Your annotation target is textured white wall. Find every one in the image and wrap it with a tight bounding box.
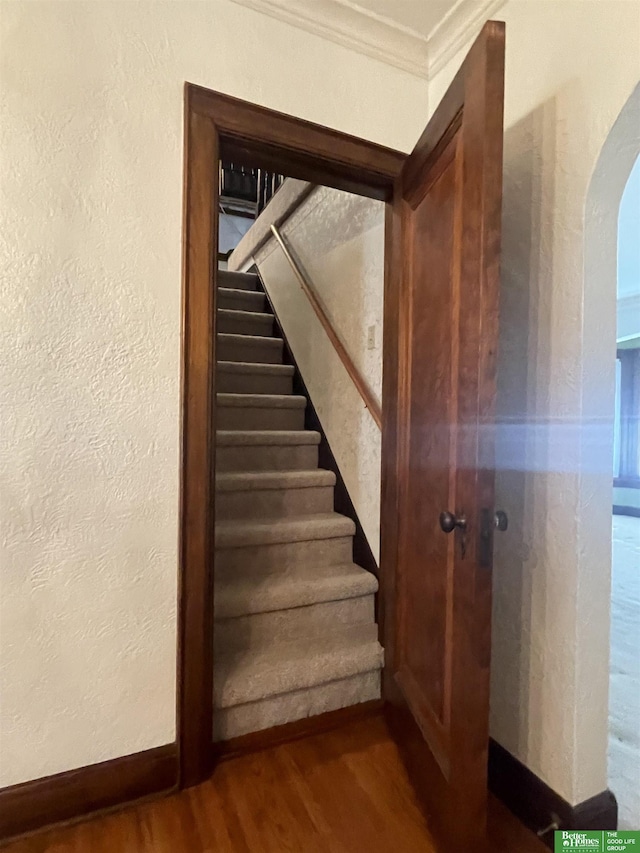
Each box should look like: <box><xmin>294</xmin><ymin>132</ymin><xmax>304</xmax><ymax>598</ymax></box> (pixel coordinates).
<box><xmin>429</xmin><ymin>1</ymin><xmax>640</xmax><ymax>806</ymax></box>
<box><xmin>255</xmin><ymin>187</ymin><xmax>384</xmax><ymax>560</ymax></box>
<box><xmin>4</xmin><ymin>0</ymin><xmax>637</xmax><ymax>809</ymax></box>
<box><xmin>0</xmin><ymin>0</ymin><xmax>427</xmax><ymax>788</ymax></box>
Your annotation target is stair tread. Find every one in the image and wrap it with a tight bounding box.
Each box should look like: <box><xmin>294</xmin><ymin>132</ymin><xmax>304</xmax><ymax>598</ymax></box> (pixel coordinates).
<box><xmin>216</xmin><ymin>469</ymin><xmax>335</xmax><ymax>491</ymax></box>
<box><xmin>218</xmin><ymin>307</ymin><xmax>273</xmax><ymax>322</ymax></box>
<box><xmin>217</xmin><ymin>393</ymin><xmax>306</xmax><ymax>409</ymax></box>
<box><xmin>217</xmin><ymin>361</ymin><xmax>295</xmax><ymax>376</ymax></box>
<box><xmin>214</xmin><ymin>624</ymin><xmax>383</xmax><ymax>708</ymax></box>
<box><xmin>218</xmin><ymin>332</ymin><xmax>282</xmax><ymax>347</ymax></box>
<box><xmin>215</xmin><ymin>512</ymin><xmax>356</xmax><ymax>548</ymax></box>
<box><xmin>218</xmin><ymin>287</ymin><xmax>265</xmax><ymax>301</ymax></box>
<box><xmin>218</xmin><ymin>270</ymin><xmax>258</xmax><ymax>291</ymax></box>
<box><xmin>216</xmin><ymin>430</ymin><xmax>320</xmax><ymax>446</ymax></box>
<box><xmin>215</xmin><ymin>562</ymin><xmax>378</xmax><ymax>619</ymax></box>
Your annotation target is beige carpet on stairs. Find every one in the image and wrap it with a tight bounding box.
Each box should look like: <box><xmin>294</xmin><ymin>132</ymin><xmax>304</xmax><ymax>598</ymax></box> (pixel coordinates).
<box><xmin>213</xmin><ymin>269</ymin><xmax>383</xmax><ymax>742</ymax></box>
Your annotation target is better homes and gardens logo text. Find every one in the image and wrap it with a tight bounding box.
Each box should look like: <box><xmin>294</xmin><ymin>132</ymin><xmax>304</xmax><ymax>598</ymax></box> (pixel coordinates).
<box><xmin>555</xmin><ymin>831</ymin><xmax>639</xmax><ymax>852</ymax></box>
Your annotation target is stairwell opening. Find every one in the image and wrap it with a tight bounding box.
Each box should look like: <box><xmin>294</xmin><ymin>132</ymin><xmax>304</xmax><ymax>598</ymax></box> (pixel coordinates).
<box><xmin>212</xmin><ymin>171</ymin><xmax>385</xmax><ymax>745</ymax></box>
<box><xmin>177</xmin><ymin>84</ymin><xmax>402</xmax><ymax>787</ymax></box>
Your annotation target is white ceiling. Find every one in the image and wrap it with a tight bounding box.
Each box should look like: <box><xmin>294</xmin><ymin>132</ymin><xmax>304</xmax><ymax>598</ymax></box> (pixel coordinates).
<box><xmin>349</xmin><ymin>0</ymin><xmax>459</xmax><ymax>39</ymax></box>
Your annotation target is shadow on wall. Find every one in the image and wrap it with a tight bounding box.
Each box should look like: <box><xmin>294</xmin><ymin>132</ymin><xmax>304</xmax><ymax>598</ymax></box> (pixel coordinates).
<box><xmin>491</xmin><ymin>97</ymin><xmax>557</xmax><ymax>766</ymax></box>
<box><xmin>285</xmin><ymin>192</ymin><xmax>383</xmax><ymax>532</ymax></box>
<box><xmin>492</xmin><ymin>82</ymin><xmax>640</xmax><ymax>802</ymax></box>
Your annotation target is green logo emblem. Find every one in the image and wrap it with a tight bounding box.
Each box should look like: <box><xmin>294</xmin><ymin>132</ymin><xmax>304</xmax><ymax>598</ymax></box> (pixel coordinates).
<box><xmin>555</xmin><ymin>831</ymin><xmax>640</xmax><ymax>852</ymax></box>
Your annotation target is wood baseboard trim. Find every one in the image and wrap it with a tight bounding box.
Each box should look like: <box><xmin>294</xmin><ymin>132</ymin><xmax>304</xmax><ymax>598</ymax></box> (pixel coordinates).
<box><xmin>0</xmin><ymin>743</ymin><xmax>178</xmax><ymax>844</ymax></box>
<box><xmin>488</xmin><ymin>738</ymin><xmax>618</xmax><ymax>849</ymax></box>
<box><xmin>215</xmin><ymin>699</ymin><xmax>384</xmax><ymax>761</ymax></box>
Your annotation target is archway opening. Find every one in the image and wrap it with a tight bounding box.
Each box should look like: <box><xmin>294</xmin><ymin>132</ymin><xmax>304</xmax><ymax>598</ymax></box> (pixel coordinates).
<box><xmin>610</xmin><ymin>152</ymin><xmax>640</xmax><ymax>830</ymax></box>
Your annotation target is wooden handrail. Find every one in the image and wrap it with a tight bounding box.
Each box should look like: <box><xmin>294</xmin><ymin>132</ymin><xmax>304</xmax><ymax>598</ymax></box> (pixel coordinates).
<box><xmin>269</xmin><ymin>224</ymin><xmax>382</xmax><ymax>430</ymax></box>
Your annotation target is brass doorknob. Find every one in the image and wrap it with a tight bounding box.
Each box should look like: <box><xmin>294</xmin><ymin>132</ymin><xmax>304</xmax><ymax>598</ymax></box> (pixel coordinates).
<box><xmin>439</xmin><ymin>511</ymin><xmax>467</xmax><ymax>533</ymax></box>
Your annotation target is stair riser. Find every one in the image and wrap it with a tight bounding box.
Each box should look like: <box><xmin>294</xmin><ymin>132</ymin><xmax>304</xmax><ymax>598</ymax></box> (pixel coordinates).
<box><xmin>213</xmin><ymin>672</ymin><xmax>380</xmax><ymax>741</ymax></box>
<box><xmin>215</xmin><ymin>444</ymin><xmax>319</xmax><ymax>472</ymax></box>
<box><xmin>217</xmin><ymin>406</ymin><xmax>305</xmax><ymax>431</ymax></box>
<box><xmin>217</xmin><ymin>627</ymin><xmax>381</xmax><ymax>707</ymax></box>
<box><xmin>218</xmin><ymin>313</ymin><xmax>274</xmax><ymax>337</ymax></box>
<box><xmin>216</xmin><ymin>485</ymin><xmax>334</xmax><ymax>519</ymax></box>
<box><xmin>215</xmin><ymin>595</ymin><xmax>375</xmax><ymax>650</ymax></box>
<box><xmin>218</xmin><ymin>271</ymin><xmax>258</xmax><ymax>292</ymax></box>
<box><xmin>217</xmin><ymin>338</ymin><xmax>283</xmax><ymax>365</ymax></box>
<box><xmin>217</xmin><ymin>371</ymin><xmax>293</xmax><ymax>395</ymax></box>
<box><xmin>217</xmin><ymin>291</ymin><xmax>266</xmax><ymax>312</ymax></box>
<box><xmin>216</xmin><ymin>537</ymin><xmax>353</xmax><ymax>573</ymax></box>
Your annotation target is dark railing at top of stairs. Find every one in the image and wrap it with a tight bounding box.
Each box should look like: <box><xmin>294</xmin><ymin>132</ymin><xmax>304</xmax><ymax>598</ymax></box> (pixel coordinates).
<box><xmin>219</xmin><ymin>162</ymin><xmax>284</xmax><ymax>218</ymax></box>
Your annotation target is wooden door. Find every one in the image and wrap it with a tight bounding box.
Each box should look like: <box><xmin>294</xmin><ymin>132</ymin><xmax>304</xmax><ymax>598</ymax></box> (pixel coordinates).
<box><xmin>381</xmin><ymin>21</ymin><xmax>505</xmax><ymax>852</ymax></box>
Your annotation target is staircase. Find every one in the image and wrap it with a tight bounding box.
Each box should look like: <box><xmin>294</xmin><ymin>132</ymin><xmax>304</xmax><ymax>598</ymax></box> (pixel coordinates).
<box><xmin>213</xmin><ymin>269</ymin><xmax>384</xmax><ymax>742</ymax></box>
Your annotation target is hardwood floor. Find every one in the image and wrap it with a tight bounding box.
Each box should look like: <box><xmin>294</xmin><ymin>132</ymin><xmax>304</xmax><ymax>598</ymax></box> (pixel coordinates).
<box><xmin>2</xmin><ymin>716</ymin><xmax>547</xmax><ymax>853</ymax></box>
<box><xmin>609</xmin><ymin>515</ymin><xmax>640</xmax><ymax>829</ymax></box>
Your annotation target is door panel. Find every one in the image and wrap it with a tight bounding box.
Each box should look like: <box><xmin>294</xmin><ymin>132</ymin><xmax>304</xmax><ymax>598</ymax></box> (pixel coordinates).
<box><xmin>396</xmin><ymin>134</ymin><xmax>462</xmax><ymax>770</ymax></box>
<box><xmin>381</xmin><ymin>21</ymin><xmax>505</xmax><ymax>852</ymax></box>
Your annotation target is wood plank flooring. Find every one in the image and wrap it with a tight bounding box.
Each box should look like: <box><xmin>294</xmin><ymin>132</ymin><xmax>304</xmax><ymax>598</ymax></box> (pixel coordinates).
<box><xmin>2</xmin><ymin>715</ymin><xmax>547</xmax><ymax>853</ymax></box>
<box><xmin>609</xmin><ymin>515</ymin><xmax>640</xmax><ymax>829</ymax></box>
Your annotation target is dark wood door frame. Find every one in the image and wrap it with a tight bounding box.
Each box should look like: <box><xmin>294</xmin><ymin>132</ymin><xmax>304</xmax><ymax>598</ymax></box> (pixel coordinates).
<box><xmin>178</xmin><ymin>82</ymin><xmax>407</xmax><ymax>787</ymax></box>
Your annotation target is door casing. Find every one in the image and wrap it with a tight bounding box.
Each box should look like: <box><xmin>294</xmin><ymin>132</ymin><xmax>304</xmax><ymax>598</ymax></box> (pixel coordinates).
<box><xmin>178</xmin><ymin>84</ymin><xmax>407</xmax><ymax>787</ymax></box>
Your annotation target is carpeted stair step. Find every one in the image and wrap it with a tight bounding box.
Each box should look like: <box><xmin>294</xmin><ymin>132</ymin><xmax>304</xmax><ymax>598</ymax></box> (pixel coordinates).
<box><xmin>217</xmin><ymin>332</ymin><xmax>283</xmax><ymax>365</ymax></box>
<box><xmin>217</xmin><ymin>361</ymin><xmax>294</xmax><ymax>395</ymax></box>
<box><xmin>213</xmin><ymin>623</ymin><xmax>383</xmax><ymax>710</ymax></box>
<box><xmin>215</xmin><ymin>562</ymin><xmax>378</xmax><ymax>618</ymax></box>
<box><xmin>218</xmin><ymin>270</ymin><xmax>259</xmax><ymax>292</ymax></box>
<box><xmin>212</xmin><ymin>264</ymin><xmax>383</xmax><ymax>744</ymax></box>
<box><xmin>215</xmin><ymin>469</ymin><xmax>336</xmax><ymax>519</ymax></box>
<box><xmin>217</xmin><ymin>308</ymin><xmax>274</xmax><ymax>337</ymax></box>
<box><xmin>216</xmin><ymin>512</ymin><xmax>355</xmax><ymax>548</ymax></box>
<box><xmin>215</xmin><ymin>513</ymin><xmax>355</xmax><ymax>573</ymax></box>
<box><xmin>213</xmin><ymin>671</ymin><xmax>380</xmax><ymax>742</ymax></box>
<box><xmin>216</xmin><ymin>393</ymin><xmax>306</xmax><ymax>431</ymax></box>
<box><xmin>214</xmin><ymin>563</ymin><xmax>378</xmax><ymax>649</ymax></box>
<box><xmin>212</xmin><ymin>626</ymin><xmax>383</xmax><ymax>739</ymax></box>
<box><xmin>216</xmin><ymin>429</ymin><xmax>320</xmax><ymax>472</ymax></box>
<box><xmin>217</xmin><ymin>287</ymin><xmax>267</xmax><ymax>313</ymax></box>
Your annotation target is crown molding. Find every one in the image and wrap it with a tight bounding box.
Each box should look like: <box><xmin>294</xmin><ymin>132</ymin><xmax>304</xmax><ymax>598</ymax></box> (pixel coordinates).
<box><xmin>228</xmin><ymin>0</ymin><xmax>430</xmax><ymax>79</ymax></box>
<box><xmin>228</xmin><ymin>0</ymin><xmax>506</xmax><ymax>82</ymax></box>
<box><xmin>428</xmin><ymin>0</ymin><xmax>507</xmax><ymax>78</ymax></box>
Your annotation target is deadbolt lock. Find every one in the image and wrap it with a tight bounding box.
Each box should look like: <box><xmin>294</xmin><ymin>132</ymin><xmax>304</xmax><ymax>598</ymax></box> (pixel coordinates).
<box><xmin>478</xmin><ymin>508</ymin><xmax>509</xmax><ymax>567</ymax></box>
